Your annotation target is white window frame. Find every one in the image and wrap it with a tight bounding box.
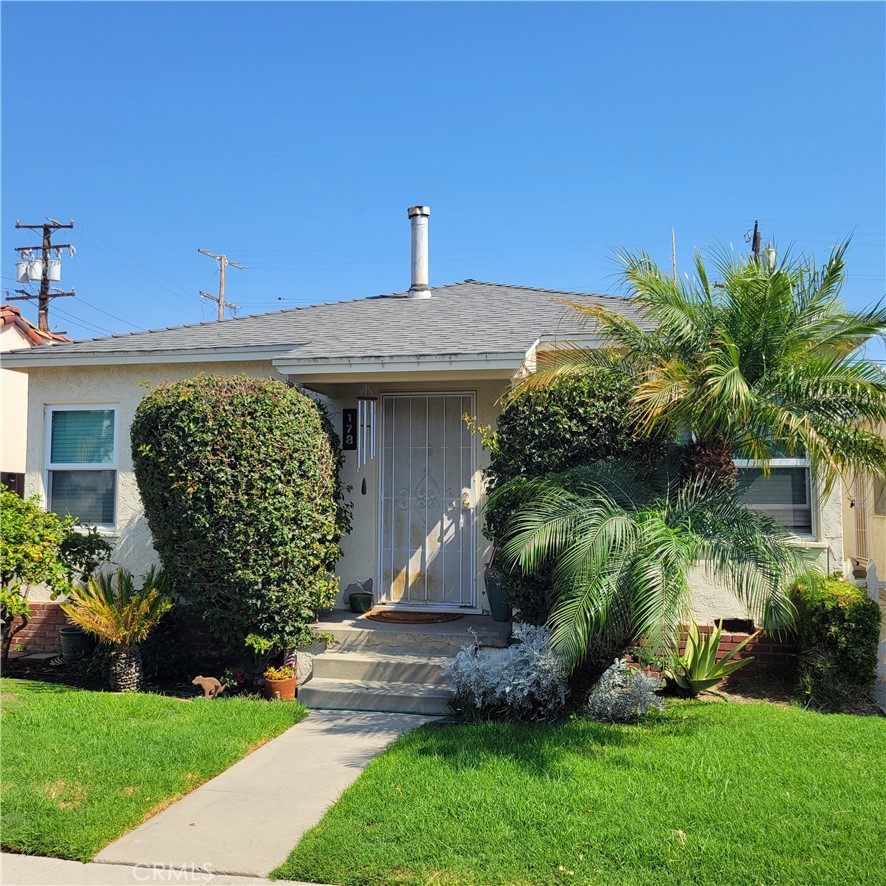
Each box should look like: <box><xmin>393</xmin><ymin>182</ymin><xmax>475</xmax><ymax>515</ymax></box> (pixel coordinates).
<box><xmin>733</xmin><ymin>457</ymin><xmax>815</xmax><ymax>538</ymax></box>
<box><xmin>44</xmin><ymin>404</ymin><xmax>119</xmax><ymax>530</ymax></box>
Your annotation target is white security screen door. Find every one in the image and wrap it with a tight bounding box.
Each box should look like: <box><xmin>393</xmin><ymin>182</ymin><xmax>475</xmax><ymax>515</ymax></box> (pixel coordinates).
<box><xmin>379</xmin><ymin>393</ymin><xmax>476</xmax><ymax>607</ymax></box>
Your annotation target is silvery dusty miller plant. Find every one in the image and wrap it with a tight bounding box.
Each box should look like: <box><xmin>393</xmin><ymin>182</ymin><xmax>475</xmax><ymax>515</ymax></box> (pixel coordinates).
<box><xmin>443</xmin><ymin>624</ymin><xmax>569</xmax><ymax>721</ymax></box>
<box><xmin>585</xmin><ymin>658</ymin><xmax>663</xmax><ymax>723</ymax></box>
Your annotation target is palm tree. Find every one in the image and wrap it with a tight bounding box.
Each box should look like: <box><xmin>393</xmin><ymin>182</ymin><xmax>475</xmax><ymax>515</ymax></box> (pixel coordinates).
<box><xmin>495</xmin><ymin>459</ymin><xmax>816</xmax><ymax>668</ymax></box>
<box><xmin>61</xmin><ymin>567</ymin><xmax>172</xmax><ymax>692</ymax></box>
<box><xmin>514</xmin><ymin>242</ymin><xmax>886</xmax><ymax>490</ymax></box>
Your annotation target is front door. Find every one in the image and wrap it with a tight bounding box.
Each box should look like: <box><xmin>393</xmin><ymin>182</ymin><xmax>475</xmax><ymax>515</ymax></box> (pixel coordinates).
<box><xmin>379</xmin><ymin>393</ymin><xmax>476</xmax><ymax>607</ymax></box>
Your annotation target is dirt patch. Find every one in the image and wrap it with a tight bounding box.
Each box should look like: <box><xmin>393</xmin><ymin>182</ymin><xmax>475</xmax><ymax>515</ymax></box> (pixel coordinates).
<box><xmin>42</xmin><ymin>779</ymin><xmax>86</xmax><ymax>809</ymax></box>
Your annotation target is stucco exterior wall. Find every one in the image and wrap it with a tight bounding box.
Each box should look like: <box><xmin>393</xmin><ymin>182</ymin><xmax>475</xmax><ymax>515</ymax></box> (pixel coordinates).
<box><xmin>1</xmin><ymin>324</ymin><xmax>32</xmax><ymax>473</ymax></box>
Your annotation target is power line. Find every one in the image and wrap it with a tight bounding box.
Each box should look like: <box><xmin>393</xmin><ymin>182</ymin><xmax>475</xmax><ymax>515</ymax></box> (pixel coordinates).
<box><xmin>51</xmin><ymin>305</ymin><xmax>114</xmax><ymax>337</ymax></box>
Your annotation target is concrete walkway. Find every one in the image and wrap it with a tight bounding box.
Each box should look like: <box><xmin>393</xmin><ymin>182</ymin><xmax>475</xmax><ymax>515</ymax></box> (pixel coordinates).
<box><xmin>1</xmin><ymin>853</ymin><xmax>317</xmax><ymax>885</ymax></box>
<box><xmin>93</xmin><ymin>709</ymin><xmax>435</xmax><ymax>879</ymax></box>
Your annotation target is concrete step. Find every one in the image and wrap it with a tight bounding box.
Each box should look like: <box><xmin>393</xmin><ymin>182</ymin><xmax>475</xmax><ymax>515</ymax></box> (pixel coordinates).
<box><xmin>312</xmin><ymin>651</ymin><xmax>451</xmax><ymax>683</ymax></box>
<box><xmin>299</xmin><ymin>677</ymin><xmax>454</xmax><ymax>716</ymax></box>
<box><xmin>323</xmin><ymin>622</ymin><xmax>506</xmax><ymax>655</ymax></box>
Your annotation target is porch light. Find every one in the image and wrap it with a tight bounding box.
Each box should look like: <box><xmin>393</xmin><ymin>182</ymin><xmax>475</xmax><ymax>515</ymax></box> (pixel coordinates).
<box><xmin>356</xmin><ymin>387</ymin><xmax>377</xmax><ymax>470</ymax></box>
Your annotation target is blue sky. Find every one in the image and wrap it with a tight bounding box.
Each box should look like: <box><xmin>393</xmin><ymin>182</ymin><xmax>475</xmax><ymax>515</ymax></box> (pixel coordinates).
<box><xmin>2</xmin><ymin>2</ymin><xmax>884</xmax><ymax>357</ymax></box>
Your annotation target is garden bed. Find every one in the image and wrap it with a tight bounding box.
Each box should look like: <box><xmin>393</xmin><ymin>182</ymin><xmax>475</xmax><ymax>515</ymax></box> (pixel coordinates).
<box><xmin>276</xmin><ymin>700</ymin><xmax>886</xmax><ymax>885</ymax></box>
<box><xmin>0</xmin><ymin>678</ymin><xmax>306</xmax><ymax>861</ymax></box>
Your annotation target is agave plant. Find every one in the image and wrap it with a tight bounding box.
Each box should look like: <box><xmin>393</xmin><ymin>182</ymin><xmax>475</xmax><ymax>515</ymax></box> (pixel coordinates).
<box><xmin>664</xmin><ymin>616</ymin><xmax>759</xmax><ymax>694</ymax></box>
<box><xmin>61</xmin><ymin>566</ymin><xmax>172</xmax><ymax>692</ymax></box>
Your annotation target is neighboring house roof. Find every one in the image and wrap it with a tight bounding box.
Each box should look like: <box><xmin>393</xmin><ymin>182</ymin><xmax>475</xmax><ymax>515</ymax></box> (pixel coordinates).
<box><xmin>0</xmin><ymin>304</ymin><xmax>71</xmax><ymax>346</ymax></box>
<box><xmin>0</xmin><ymin>280</ymin><xmax>648</xmax><ymax>368</ymax></box>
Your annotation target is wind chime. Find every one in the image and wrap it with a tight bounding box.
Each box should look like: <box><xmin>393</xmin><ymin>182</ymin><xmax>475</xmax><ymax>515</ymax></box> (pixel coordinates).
<box><xmin>356</xmin><ymin>387</ymin><xmax>377</xmax><ymax>471</ymax></box>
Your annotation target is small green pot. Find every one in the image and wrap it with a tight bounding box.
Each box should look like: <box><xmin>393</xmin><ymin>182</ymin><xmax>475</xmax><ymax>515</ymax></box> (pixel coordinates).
<box><xmin>349</xmin><ymin>592</ymin><xmax>373</xmax><ymax>614</ymax></box>
<box><xmin>484</xmin><ymin>566</ymin><xmax>512</xmax><ymax>623</ymax></box>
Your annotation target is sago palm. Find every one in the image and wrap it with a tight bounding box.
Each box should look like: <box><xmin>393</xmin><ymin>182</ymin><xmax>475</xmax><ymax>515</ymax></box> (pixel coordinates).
<box><xmin>515</xmin><ymin>242</ymin><xmax>886</xmax><ymax>489</ymax></box>
<box><xmin>495</xmin><ymin>459</ymin><xmax>817</xmax><ymax>668</ymax></box>
<box><xmin>62</xmin><ymin>566</ymin><xmax>172</xmax><ymax>692</ymax></box>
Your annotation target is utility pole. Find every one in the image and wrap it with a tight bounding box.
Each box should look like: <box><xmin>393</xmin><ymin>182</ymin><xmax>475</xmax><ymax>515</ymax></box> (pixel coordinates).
<box><xmin>197</xmin><ymin>249</ymin><xmax>246</xmax><ymax>320</ymax></box>
<box><xmin>11</xmin><ymin>219</ymin><xmax>75</xmax><ymax>332</ymax></box>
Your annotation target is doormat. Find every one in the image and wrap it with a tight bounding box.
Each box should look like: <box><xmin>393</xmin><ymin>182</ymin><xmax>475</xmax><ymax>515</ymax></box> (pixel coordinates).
<box><xmin>365</xmin><ymin>610</ymin><xmax>464</xmax><ymax>625</ymax></box>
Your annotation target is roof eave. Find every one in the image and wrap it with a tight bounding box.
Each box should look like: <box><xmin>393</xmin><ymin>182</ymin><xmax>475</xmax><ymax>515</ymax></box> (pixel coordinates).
<box><xmin>274</xmin><ymin>350</ymin><xmax>533</xmax><ymax>384</ymax></box>
<box><xmin>0</xmin><ymin>344</ymin><xmax>303</xmax><ymax>370</ymax></box>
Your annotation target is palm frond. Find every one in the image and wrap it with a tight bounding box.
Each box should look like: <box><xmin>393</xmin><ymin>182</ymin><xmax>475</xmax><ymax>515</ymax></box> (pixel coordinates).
<box><xmin>61</xmin><ymin>567</ymin><xmax>173</xmax><ymax>649</ymax></box>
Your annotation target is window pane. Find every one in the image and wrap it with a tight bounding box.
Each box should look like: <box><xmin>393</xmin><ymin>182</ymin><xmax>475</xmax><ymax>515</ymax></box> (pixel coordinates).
<box><xmin>738</xmin><ymin>467</ymin><xmax>809</xmax><ymax>505</ymax></box>
<box><xmin>49</xmin><ymin>470</ymin><xmax>116</xmax><ymax>525</ymax></box>
<box><xmin>737</xmin><ymin>467</ymin><xmax>811</xmax><ymax>533</ymax></box>
<box><xmin>51</xmin><ymin>410</ymin><xmax>115</xmax><ymax>464</ymax></box>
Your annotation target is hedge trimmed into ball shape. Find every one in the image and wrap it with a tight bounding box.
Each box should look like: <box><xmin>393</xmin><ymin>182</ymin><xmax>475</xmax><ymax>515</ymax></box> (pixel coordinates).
<box><xmin>131</xmin><ymin>375</ymin><xmax>344</xmax><ymax>654</ymax></box>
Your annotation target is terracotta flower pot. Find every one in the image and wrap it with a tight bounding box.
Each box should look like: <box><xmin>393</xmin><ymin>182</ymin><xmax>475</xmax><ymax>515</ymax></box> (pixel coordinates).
<box><xmin>262</xmin><ymin>675</ymin><xmax>297</xmax><ymax>700</ymax></box>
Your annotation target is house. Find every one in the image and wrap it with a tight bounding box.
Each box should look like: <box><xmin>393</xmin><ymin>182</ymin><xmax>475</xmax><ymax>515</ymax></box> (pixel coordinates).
<box><xmin>1</xmin><ymin>208</ymin><xmax>850</xmax><ymax>629</ymax></box>
<box><xmin>1</xmin><ymin>304</ymin><xmax>70</xmax><ymax>491</ymax></box>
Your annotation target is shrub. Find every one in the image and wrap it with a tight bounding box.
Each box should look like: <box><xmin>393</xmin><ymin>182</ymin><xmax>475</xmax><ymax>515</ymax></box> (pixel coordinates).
<box><xmin>585</xmin><ymin>658</ymin><xmax>663</xmax><ymax>723</ymax></box>
<box><xmin>0</xmin><ymin>486</ymin><xmax>111</xmax><ymax>662</ymax></box>
<box><xmin>482</xmin><ymin>367</ymin><xmax>662</xmax><ymax>624</ymax></box>
<box><xmin>131</xmin><ymin>375</ymin><xmax>348</xmax><ymax>659</ymax></box>
<box><xmin>790</xmin><ymin>574</ymin><xmax>880</xmax><ymax>709</ymax></box>
<box><xmin>443</xmin><ymin>624</ymin><xmax>569</xmax><ymax>721</ymax></box>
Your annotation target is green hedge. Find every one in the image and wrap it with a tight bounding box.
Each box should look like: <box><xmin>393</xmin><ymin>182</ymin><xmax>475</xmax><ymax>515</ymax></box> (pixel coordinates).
<box><xmin>790</xmin><ymin>574</ymin><xmax>880</xmax><ymax>709</ymax></box>
<box><xmin>484</xmin><ymin>367</ymin><xmax>661</xmax><ymax>624</ymax></box>
<box><xmin>131</xmin><ymin>375</ymin><xmax>349</xmax><ymax>659</ymax></box>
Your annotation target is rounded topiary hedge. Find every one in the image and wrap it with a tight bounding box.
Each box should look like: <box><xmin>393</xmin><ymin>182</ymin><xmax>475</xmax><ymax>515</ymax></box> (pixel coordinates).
<box><xmin>485</xmin><ymin>367</ymin><xmax>661</xmax><ymax>624</ymax></box>
<box><xmin>131</xmin><ymin>374</ymin><xmax>347</xmax><ymax>656</ymax></box>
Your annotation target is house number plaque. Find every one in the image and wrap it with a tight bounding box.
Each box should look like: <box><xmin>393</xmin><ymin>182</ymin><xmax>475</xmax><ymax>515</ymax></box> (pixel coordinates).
<box><xmin>342</xmin><ymin>408</ymin><xmax>357</xmax><ymax>450</ymax></box>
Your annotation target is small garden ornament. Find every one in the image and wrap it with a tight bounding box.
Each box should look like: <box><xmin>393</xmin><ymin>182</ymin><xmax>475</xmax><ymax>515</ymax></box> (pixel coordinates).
<box><xmin>192</xmin><ymin>675</ymin><xmax>227</xmax><ymax>699</ymax></box>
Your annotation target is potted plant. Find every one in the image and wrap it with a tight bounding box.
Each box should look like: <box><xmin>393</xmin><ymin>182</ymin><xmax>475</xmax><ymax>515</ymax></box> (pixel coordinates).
<box><xmin>484</xmin><ymin>548</ymin><xmax>512</xmax><ymax>623</ymax></box>
<box><xmin>262</xmin><ymin>663</ymin><xmax>297</xmax><ymax>700</ymax></box>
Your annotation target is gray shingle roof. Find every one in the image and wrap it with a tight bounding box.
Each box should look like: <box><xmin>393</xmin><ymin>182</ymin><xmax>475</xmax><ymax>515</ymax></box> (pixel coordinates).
<box><xmin>3</xmin><ymin>280</ymin><xmax>649</xmax><ymax>363</ymax></box>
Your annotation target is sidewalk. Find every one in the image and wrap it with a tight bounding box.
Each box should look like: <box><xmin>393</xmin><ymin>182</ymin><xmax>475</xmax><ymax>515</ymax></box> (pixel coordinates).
<box><xmin>1</xmin><ymin>853</ymin><xmax>318</xmax><ymax>885</ymax></box>
<box><xmin>92</xmin><ymin>709</ymin><xmax>434</xmax><ymax>879</ymax></box>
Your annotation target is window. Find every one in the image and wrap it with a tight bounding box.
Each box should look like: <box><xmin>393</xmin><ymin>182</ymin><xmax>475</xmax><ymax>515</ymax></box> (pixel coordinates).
<box><xmin>735</xmin><ymin>459</ymin><xmax>812</xmax><ymax>535</ymax></box>
<box><xmin>46</xmin><ymin>406</ymin><xmax>117</xmax><ymax>526</ymax></box>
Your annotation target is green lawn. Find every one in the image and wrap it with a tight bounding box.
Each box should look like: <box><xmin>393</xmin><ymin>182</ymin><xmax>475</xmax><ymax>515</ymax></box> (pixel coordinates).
<box><xmin>1</xmin><ymin>678</ymin><xmax>306</xmax><ymax>861</ymax></box>
<box><xmin>276</xmin><ymin>701</ymin><xmax>886</xmax><ymax>886</ymax></box>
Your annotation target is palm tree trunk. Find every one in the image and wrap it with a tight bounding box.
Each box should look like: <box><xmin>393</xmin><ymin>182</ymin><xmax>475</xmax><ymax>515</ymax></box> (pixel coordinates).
<box><xmin>109</xmin><ymin>646</ymin><xmax>143</xmax><ymax>692</ymax></box>
<box><xmin>684</xmin><ymin>438</ymin><xmax>738</xmax><ymax>488</ymax></box>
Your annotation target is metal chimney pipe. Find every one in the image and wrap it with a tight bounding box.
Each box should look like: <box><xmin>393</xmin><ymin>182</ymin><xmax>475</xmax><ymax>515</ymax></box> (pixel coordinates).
<box><xmin>407</xmin><ymin>205</ymin><xmax>431</xmax><ymax>298</ymax></box>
